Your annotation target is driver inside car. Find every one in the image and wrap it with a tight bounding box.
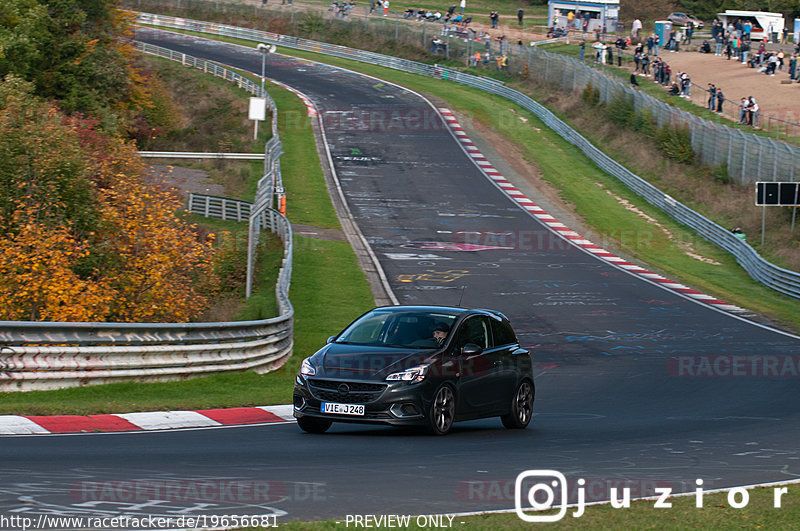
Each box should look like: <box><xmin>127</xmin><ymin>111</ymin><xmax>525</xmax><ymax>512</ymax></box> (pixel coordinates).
<box><xmin>432</xmin><ymin>323</ymin><xmax>450</xmax><ymax>346</ymax></box>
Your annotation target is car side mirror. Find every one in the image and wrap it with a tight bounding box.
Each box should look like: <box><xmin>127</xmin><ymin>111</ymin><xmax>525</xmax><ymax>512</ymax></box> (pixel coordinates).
<box><xmin>326</xmin><ymin>336</ymin><xmax>336</xmax><ymax>344</ymax></box>
<box><xmin>461</xmin><ymin>343</ymin><xmax>483</xmax><ymax>356</ymax></box>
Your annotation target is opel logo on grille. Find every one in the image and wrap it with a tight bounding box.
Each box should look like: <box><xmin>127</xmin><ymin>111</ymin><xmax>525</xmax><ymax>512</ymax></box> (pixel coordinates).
<box><xmin>338</xmin><ymin>383</ymin><xmax>350</xmax><ymax>395</ymax></box>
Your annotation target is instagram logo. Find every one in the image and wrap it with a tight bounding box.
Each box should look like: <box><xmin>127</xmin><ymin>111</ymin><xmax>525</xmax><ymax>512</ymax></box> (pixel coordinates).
<box><xmin>514</xmin><ymin>470</ymin><xmax>570</xmax><ymax>522</ymax></box>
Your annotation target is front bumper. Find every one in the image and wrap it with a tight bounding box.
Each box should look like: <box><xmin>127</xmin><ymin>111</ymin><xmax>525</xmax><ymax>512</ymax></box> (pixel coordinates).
<box><xmin>293</xmin><ymin>375</ymin><xmax>432</xmax><ymax>426</ymax></box>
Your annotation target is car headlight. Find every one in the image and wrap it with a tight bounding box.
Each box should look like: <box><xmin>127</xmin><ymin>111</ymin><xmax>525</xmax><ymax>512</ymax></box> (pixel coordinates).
<box><xmin>386</xmin><ymin>364</ymin><xmax>430</xmax><ymax>383</ymax></box>
<box><xmin>300</xmin><ymin>358</ymin><xmax>316</xmax><ymax>377</ymax></box>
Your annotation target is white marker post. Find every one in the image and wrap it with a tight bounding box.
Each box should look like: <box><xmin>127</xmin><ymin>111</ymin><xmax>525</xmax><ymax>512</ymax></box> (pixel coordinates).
<box><xmin>252</xmin><ymin>43</ymin><xmax>276</xmax><ymax>140</ymax></box>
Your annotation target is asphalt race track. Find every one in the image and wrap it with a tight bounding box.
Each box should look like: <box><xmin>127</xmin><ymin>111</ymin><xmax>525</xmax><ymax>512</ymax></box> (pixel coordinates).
<box><xmin>2</xmin><ymin>28</ymin><xmax>800</xmax><ymax>525</ymax></box>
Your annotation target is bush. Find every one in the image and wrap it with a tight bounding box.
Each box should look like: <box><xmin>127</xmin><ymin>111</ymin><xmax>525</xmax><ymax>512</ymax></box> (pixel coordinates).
<box><xmin>657</xmin><ymin>124</ymin><xmax>694</xmax><ymax>164</ymax></box>
<box><xmin>632</xmin><ymin>108</ymin><xmax>657</xmax><ymax>137</ymax></box>
<box><xmin>582</xmin><ymin>83</ymin><xmax>600</xmax><ymax>106</ymax></box>
<box><xmin>712</xmin><ymin>164</ymin><xmax>730</xmax><ymax>185</ymax></box>
<box><xmin>298</xmin><ymin>11</ymin><xmax>326</xmax><ymax>37</ymax></box>
<box><xmin>608</xmin><ymin>92</ymin><xmax>636</xmax><ymax>127</ymax></box>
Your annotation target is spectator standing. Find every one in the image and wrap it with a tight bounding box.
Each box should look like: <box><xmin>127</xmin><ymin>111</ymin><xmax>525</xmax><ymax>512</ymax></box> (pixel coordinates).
<box><xmin>631</xmin><ymin>18</ymin><xmax>642</xmax><ymax>39</ymax></box>
<box><xmin>489</xmin><ymin>10</ymin><xmax>498</xmax><ymax>29</ymax></box>
<box><xmin>739</xmin><ymin>97</ymin><xmax>748</xmax><ymax>123</ymax></box>
<box><xmin>641</xmin><ymin>54</ymin><xmax>650</xmax><ymax>75</ymax></box>
<box><xmin>579</xmin><ymin>40</ymin><xmax>585</xmax><ymax>60</ymax></box>
<box><xmin>747</xmin><ymin>96</ymin><xmax>758</xmax><ymax>126</ymax></box>
<box><xmin>685</xmin><ymin>21</ymin><xmax>693</xmax><ymax>44</ymax></box>
<box><xmin>707</xmin><ymin>83</ymin><xmax>716</xmax><ymax>110</ymax></box>
<box><xmin>715</xmin><ymin>87</ymin><xmax>724</xmax><ymax>113</ymax></box>
<box><xmin>646</xmin><ymin>35</ymin><xmax>654</xmax><ymax>55</ymax></box>
<box><xmin>679</xmin><ymin>72</ymin><xmax>691</xmax><ymax>98</ymax></box>
<box><xmin>789</xmin><ymin>54</ymin><xmax>797</xmax><ymax>81</ymax></box>
<box><xmin>517</xmin><ymin>9</ymin><xmax>524</xmax><ymax>26</ymax></box>
<box><xmin>715</xmin><ymin>34</ymin><xmax>723</xmax><ymax>56</ymax></box>
<box><xmin>459</xmin><ymin>0</ymin><xmax>465</xmax><ymax>15</ymax></box>
<box><xmin>383</xmin><ymin>0</ymin><xmax>389</xmax><ymax>16</ymax></box>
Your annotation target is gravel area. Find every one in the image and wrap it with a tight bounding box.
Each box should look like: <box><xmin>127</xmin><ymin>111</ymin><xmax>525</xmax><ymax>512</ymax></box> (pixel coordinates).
<box><xmin>145</xmin><ymin>164</ymin><xmax>226</xmax><ymax>201</ymax></box>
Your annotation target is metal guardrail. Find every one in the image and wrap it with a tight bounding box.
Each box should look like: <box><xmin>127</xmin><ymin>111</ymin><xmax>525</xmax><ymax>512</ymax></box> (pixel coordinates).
<box><xmin>139</xmin><ymin>151</ymin><xmax>266</xmax><ymax>159</ymax></box>
<box><xmin>0</xmin><ymin>42</ymin><xmax>294</xmax><ymax>392</ymax></box>
<box><xmin>188</xmin><ymin>193</ymin><xmax>252</xmax><ymax>221</ymax></box>
<box><xmin>134</xmin><ymin>12</ymin><xmax>800</xmax><ymax>300</ymax></box>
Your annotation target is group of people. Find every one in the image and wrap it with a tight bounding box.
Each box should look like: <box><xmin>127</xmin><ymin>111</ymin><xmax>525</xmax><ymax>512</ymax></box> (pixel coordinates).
<box><xmin>738</xmin><ymin>96</ymin><xmax>760</xmax><ymax>126</ymax></box>
<box><xmin>404</xmin><ymin>6</ymin><xmax>472</xmax><ymax>26</ymax></box>
<box><xmin>706</xmin><ymin>18</ymin><xmax>800</xmax><ymax>82</ymax></box>
<box><xmin>704</xmin><ymin>83</ymin><xmax>726</xmax><ymax>113</ymax></box>
<box><xmin>329</xmin><ymin>1</ymin><xmax>356</xmax><ymax>18</ymax></box>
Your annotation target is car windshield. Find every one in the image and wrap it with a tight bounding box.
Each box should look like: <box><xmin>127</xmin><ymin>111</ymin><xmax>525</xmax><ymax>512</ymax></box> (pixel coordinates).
<box><xmin>335</xmin><ymin>309</ymin><xmax>460</xmax><ymax>348</ymax></box>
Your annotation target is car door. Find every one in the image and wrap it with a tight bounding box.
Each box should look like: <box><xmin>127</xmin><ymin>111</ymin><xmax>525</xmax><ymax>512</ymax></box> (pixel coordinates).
<box><xmin>488</xmin><ymin>315</ymin><xmax>526</xmax><ymax>409</ymax></box>
<box><xmin>454</xmin><ymin>315</ymin><xmax>505</xmax><ymax>415</ymax></box>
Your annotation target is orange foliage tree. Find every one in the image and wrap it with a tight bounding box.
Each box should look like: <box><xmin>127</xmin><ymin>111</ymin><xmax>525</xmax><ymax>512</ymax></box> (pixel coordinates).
<box><xmin>0</xmin><ymin>76</ymin><xmax>220</xmax><ymax>323</ymax></box>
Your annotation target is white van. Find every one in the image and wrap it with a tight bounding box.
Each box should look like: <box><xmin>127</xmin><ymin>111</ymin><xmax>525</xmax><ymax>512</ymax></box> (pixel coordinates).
<box><xmin>717</xmin><ymin>10</ymin><xmax>784</xmax><ymax>41</ymax></box>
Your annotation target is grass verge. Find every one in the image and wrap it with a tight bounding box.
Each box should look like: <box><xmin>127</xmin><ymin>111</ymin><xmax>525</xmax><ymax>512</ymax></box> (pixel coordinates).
<box><xmin>271</xmin><ymin>482</ymin><xmax>800</xmax><ymax>529</ymax></box>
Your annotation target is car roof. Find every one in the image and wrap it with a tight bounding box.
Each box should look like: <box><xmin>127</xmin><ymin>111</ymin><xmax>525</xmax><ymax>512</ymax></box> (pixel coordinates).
<box><xmin>373</xmin><ymin>305</ymin><xmax>470</xmax><ymax>314</ymax></box>
<box><xmin>372</xmin><ymin>305</ymin><xmax>510</xmax><ymax>320</ymax></box>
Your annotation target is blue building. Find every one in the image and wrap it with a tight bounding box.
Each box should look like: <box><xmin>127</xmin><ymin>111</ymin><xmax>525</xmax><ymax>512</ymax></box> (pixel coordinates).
<box><xmin>548</xmin><ymin>0</ymin><xmax>621</xmax><ymax>33</ymax></box>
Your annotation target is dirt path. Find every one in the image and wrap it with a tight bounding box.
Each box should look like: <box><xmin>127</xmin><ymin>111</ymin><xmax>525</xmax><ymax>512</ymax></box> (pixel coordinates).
<box><xmin>648</xmin><ymin>47</ymin><xmax>799</xmax><ymax>121</ymax></box>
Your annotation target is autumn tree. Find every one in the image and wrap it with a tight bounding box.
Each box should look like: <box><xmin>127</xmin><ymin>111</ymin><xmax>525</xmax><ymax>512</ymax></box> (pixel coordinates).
<box><xmin>0</xmin><ymin>0</ymin><xmax>151</xmax><ymax>133</ymax></box>
<box><xmin>0</xmin><ymin>77</ymin><xmax>220</xmax><ymax>322</ymax></box>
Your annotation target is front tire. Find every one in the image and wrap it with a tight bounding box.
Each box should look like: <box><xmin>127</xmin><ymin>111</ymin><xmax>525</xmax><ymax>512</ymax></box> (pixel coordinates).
<box><xmin>501</xmin><ymin>380</ymin><xmax>534</xmax><ymax>429</ymax></box>
<box><xmin>428</xmin><ymin>385</ymin><xmax>456</xmax><ymax>435</ymax></box>
<box><xmin>297</xmin><ymin>416</ymin><xmax>333</xmax><ymax>434</ymax></box>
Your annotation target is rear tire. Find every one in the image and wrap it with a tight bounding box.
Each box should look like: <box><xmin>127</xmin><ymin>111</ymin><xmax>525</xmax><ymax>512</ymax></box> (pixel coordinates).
<box><xmin>501</xmin><ymin>380</ymin><xmax>534</xmax><ymax>429</ymax></box>
<box><xmin>297</xmin><ymin>416</ymin><xmax>333</xmax><ymax>434</ymax></box>
<box><xmin>428</xmin><ymin>385</ymin><xmax>456</xmax><ymax>435</ymax></box>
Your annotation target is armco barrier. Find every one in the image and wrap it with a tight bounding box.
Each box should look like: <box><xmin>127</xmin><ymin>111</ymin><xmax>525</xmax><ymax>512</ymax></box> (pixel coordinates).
<box><xmin>0</xmin><ymin>43</ymin><xmax>294</xmax><ymax>392</ymax></box>
<box><xmin>188</xmin><ymin>193</ymin><xmax>252</xmax><ymax>221</ymax></box>
<box><xmin>133</xmin><ymin>12</ymin><xmax>800</xmax><ymax>301</ymax></box>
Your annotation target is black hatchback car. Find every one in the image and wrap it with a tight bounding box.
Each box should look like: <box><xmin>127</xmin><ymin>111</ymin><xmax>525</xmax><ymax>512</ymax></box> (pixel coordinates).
<box><xmin>293</xmin><ymin>306</ymin><xmax>534</xmax><ymax>435</ymax></box>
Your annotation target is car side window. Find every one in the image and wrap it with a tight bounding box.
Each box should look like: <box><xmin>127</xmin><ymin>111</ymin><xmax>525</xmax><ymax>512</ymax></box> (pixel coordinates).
<box><xmin>455</xmin><ymin>317</ymin><xmax>489</xmax><ymax>351</ymax></box>
<box><xmin>490</xmin><ymin>317</ymin><xmax>518</xmax><ymax>346</ymax></box>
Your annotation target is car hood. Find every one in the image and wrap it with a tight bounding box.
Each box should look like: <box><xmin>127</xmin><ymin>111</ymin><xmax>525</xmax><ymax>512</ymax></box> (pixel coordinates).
<box><xmin>315</xmin><ymin>343</ymin><xmax>433</xmax><ymax>379</ymax></box>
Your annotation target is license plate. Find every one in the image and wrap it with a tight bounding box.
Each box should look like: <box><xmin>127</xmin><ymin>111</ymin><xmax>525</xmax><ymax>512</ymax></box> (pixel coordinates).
<box><xmin>321</xmin><ymin>402</ymin><xmax>365</xmax><ymax>416</ymax></box>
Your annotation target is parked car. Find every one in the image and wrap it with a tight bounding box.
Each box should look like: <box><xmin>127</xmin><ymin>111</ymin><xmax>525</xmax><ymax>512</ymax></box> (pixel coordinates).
<box><xmin>293</xmin><ymin>305</ymin><xmax>534</xmax><ymax>435</ymax></box>
<box><xmin>667</xmin><ymin>13</ymin><xmax>704</xmax><ymax>29</ymax></box>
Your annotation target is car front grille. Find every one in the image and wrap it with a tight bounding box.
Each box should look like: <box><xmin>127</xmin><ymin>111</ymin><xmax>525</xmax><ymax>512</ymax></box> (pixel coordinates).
<box><xmin>307</xmin><ymin>379</ymin><xmax>387</xmax><ymax>403</ymax></box>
